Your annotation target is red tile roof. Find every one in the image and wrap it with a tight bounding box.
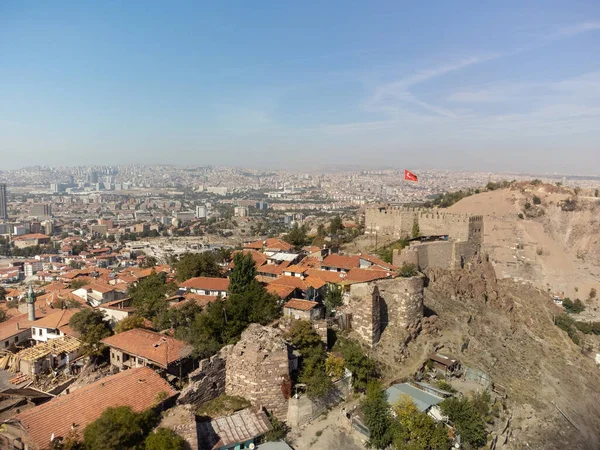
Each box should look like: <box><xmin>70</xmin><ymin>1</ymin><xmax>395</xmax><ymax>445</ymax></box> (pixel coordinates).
<box><xmin>267</xmin><ymin>275</ymin><xmax>326</xmax><ymax>291</ymax></box>
<box><xmin>345</xmin><ymin>267</ymin><xmax>394</xmax><ymax>283</ymax></box>
<box><xmin>284</xmin><ymin>299</ymin><xmax>319</xmax><ymax>311</ymax></box>
<box><xmin>30</xmin><ymin>309</ymin><xmax>78</xmax><ymax>331</ymax></box>
<box><xmin>101</xmin><ymin>328</ymin><xmax>193</xmax><ymax>367</ymax></box>
<box><xmin>283</xmin><ymin>265</ymin><xmax>308</xmax><ymax>274</ymax></box>
<box><xmin>230</xmin><ymin>250</ymin><xmax>268</xmax><ymax>268</ymax></box>
<box><xmin>359</xmin><ymin>254</ymin><xmax>397</xmax><ymax>270</ymax></box>
<box><xmin>322</xmin><ymin>254</ymin><xmax>360</xmax><ymax>270</ymax></box>
<box><xmin>305</xmin><ymin>269</ymin><xmax>346</xmax><ymax>284</ymax></box>
<box><xmin>11</xmin><ymin>367</ymin><xmax>177</xmax><ymax>449</ymax></box>
<box><xmin>244</xmin><ymin>238</ymin><xmax>293</xmax><ymax>252</ymax></box>
<box><xmin>265</xmin><ymin>284</ymin><xmax>296</xmax><ymax>299</ymax></box>
<box><xmin>180</xmin><ymin>276</ymin><xmax>229</xmax><ymax>292</ymax></box>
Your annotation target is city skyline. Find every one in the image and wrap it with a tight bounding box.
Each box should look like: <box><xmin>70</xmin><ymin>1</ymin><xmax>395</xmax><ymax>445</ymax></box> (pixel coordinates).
<box><xmin>2</xmin><ymin>1</ymin><xmax>600</xmax><ymax>174</ymax></box>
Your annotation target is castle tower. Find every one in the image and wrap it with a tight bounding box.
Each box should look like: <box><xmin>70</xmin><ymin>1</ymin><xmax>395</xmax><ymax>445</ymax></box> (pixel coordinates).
<box><xmin>26</xmin><ymin>284</ymin><xmax>36</xmax><ymax>322</ymax></box>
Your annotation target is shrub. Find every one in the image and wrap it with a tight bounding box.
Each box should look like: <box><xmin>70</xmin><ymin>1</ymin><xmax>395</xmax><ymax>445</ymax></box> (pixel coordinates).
<box><xmin>398</xmin><ymin>262</ymin><xmax>418</xmax><ymax>278</ymax></box>
<box><xmin>590</xmin><ymin>288</ymin><xmax>597</xmax><ymax>299</ymax></box>
<box><xmin>145</xmin><ymin>428</ymin><xmax>186</xmax><ymax>450</ymax></box>
<box><xmin>517</xmin><ymin>213</ymin><xmax>524</xmax><ymax>220</ymax></box>
<box><xmin>439</xmin><ymin>397</ymin><xmax>487</xmax><ymax>448</ymax></box>
<box><xmin>532</xmin><ymin>195</ymin><xmax>541</xmax><ymax>205</ymax></box>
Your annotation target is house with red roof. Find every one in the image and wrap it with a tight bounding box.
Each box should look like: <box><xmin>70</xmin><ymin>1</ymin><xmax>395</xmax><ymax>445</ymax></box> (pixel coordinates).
<box><xmin>0</xmin><ymin>367</ymin><xmax>177</xmax><ymax>449</ymax></box>
<box><xmin>179</xmin><ymin>276</ymin><xmax>230</xmax><ymax>298</ymax></box>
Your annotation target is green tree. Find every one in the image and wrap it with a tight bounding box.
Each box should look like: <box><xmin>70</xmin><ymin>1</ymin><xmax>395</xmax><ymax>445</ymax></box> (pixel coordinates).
<box><xmin>439</xmin><ymin>396</ymin><xmax>487</xmax><ymax>448</ymax></box>
<box><xmin>323</xmin><ymin>284</ymin><xmax>342</xmax><ymax>316</ymax></box>
<box><xmin>361</xmin><ymin>380</ymin><xmax>395</xmax><ymax>449</ymax></box>
<box><xmin>174</xmin><ymin>252</ymin><xmax>221</xmax><ymax>282</ymax></box>
<box><xmin>69</xmin><ymin>309</ymin><xmax>112</xmax><ymax>357</ymax></box>
<box><xmin>229</xmin><ymin>252</ymin><xmax>257</xmax><ymax>295</ymax></box>
<box><xmin>411</xmin><ymin>219</ymin><xmax>420</xmax><ymax>239</ymax></box>
<box><xmin>333</xmin><ymin>336</ymin><xmax>376</xmax><ymax>392</ymax></box>
<box><xmin>392</xmin><ymin>395</ymin><xmax>449</xmax><ymax>450</ymax></box>
<box><xmin>128</xmin><ymin>271</ymin><xmax>176</xmax><ymax>320</ymax></box>
<box><xmin>0</xmin><ymin>309</ymin><xmax>7</xmax><ymax>323</ymax></box>
<box><xmin>144</xmin><ymin>428</ymin><xmax>186</xmax><ymax>450</ymax></box>
<box><xmin>329</xmin><ymin>215</ymin><xmax>344</xmax><ymax>235</ymax></box>
<box><xmin>377</xmin><ymin>238</ymin><xmax>409</xmax><ymax>264</ymax></box>
<box><xmin>284</xmin><ymin>223</ymin><xmax>309</xmax><ymax>248</ymax></box>
<box><xmin>69</xmin><ymin>261</ymin><xmax>82</xmax><ymax>269</ymax></box>
<box><xmin>263</xmin><ymin>411</ymin><xmax>289</xmax><ymax>442</ymax></box>
<box><xmin>140</xmin><ymin>256</ymin><xmax>158</xmax><ymax>269</ymax></box>
<box><xmin>286</xmin><ymin>320</ymin><xmax>332</xmax><ymax>400</ymax></box>
<box><xmin>0</xmin><ymin>286</ymin><xmax>6</xmax><ymax>301</ymax></box>
<box><xmin>70</xmin><ymin>279</ymin><xmax>88</xmax><ymax>290</ymax></box>
<box><xmin>114</xmin><ymin>315</ymin><xmax>146</xmax><ymax>333</ymax></box>
<box><xmin>83</xmin><ymin>406</ymin><xmax>157</xmax><ymax>450</ymax></box>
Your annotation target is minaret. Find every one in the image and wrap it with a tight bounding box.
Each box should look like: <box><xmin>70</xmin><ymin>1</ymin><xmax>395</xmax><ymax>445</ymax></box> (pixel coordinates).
<box><xmin>26</xmin><ymin>284</ymin><xmax>36</xmax><ymax>322</ymax></box>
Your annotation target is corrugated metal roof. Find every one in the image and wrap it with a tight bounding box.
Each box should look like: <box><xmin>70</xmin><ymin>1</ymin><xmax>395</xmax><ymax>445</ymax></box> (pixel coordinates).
<box><xmin>197</xmin><ymin>407</ymin><xmax>272</xmax><ymax>450</ymax></box>
<box><xmin>385</xmin><ymin>382</ymin><xmax>444</xmax><ymax>412</ymax></box>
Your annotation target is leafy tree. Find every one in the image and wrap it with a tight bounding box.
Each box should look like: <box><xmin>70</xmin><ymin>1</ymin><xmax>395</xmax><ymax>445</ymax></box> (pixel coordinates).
<box><xmin>317</xmin><ymin>223</ymin><xmax>326</xmax><ymax>237</ymax></box>
<box><xmin>70</xmin><ymin>279</ymin><xmax>88</xmax><ymax>290</ymax></box>
<box><xmin>286</xmin><ymin>320</ymin><xmax>332</xmax><ymax>399</ymax></box>
<box><xmin>392</xmin><ymin>394</ymin><xmax>449</xmax><ymax>450</ymax></box>
<box><xmin>399</xmin><ymin>262</ymin><xmax>418</xmax><ymax>278</ymax></box>
<box><xmin>0</xmin><ymin>286</ymin><xmax>6</xmax><ymax>301</ymax></box>
<box><xmin>361</xmin><ymin>380</ymin><xmax>395</xmax><ymax>449</ymax></box>
<box><xmin>69</xmin><ymin>309</ymin><xmax>112</xmax><ymax>357</ymax></box>
<box><xmin>329</xmin><ymin>215</ymin><xmax>344</xmax><ymax>235</ymax></box>
<box><xmin>69</xmin><ymin>261</ymin><xmax>82</xmax><ymax>269</ymax></box>
<box><xmin>563</xmin><ymin>297</ymin><xmax>585</xmax><ymax>314</ymax></box>
<box><xmin>140</xmin><ymin>256</ymin><xmax>158</xmax><ymax>269</ymax></box>
<box><xmin>377</xmin><ymin>238</ymin><xmax>409</xmax><ymax>264</ymax></box>
<box><xmin>83</xmin><ymin>406</ymin><xmax>157</xmax><ymax>450</ymax></box>
<box><xmin>0</xmin><ymin>309</ymin><xmax>7</xmax><ymax>323</ymax></box>
<box><xmin>229</xmin><ymin>252</ymin><xmax>257</xmax><ymax>295</ymax></box>
<box><xmin>114</xmin><ymin>315</ymin><xmax>146</xmax><ymax>333</ymax></box>
<box><xmin>53</xmin><ymin>297</ymin><xmax>82</xmax><ymax>310</ymax></box>
<box><xmin>174</xmin><ymin>252</ymin><xmax>221</xmax><ymax>282</ymax></box>
<box><xmin>263</xmin><ymin>411</ymin><xmax>289</xmax><ymax>442</ymax></box>
<box><xmin>286</xmin><ymin>320</ymin><xmax>323</xmax><ymax>355</ymax></box>
<box><xmin>284</xmin><ymin>223</ymin><xmax>309</xmax><ymax>248</ymax></box>
<box><xmin>6</xmin><ymin>299</ymin><xmax>18</xmax><ymax>309</ymax></box>
<box><xmin>439</xmin><ymin>396</ymin><xmax>487</xmax><ymax>448</ymax></box>
<box><xmin>144</xmin><ymin>428</ymin><xmax>186</xmax><ymax>450</ymax></box>
<box><xmin>325</xmin><ymin>353</ymin><xmax>345</xmax><ymax>378</ymax></box>
<box><xmin>128</xmin><ymin>271</ymin><xmax>176</xmax><ymax>320</ymax></box>
<box><xmin>324</xmin><ymin>284</ymin><xmax>343</xmax><ymax>316</ymax></box>
<box><xmin>333</xmin><ymin>337</ymin><xmax>377</xmax><ymax>392</ymax></box>
<box><xmin>411</xmin><ymin>219</ymin><xmax>420</xmax><ymax>239</ymax></box>
<box><xmin>155</xmin><ymin>301</ymin><xmax>203</xmax><ymax>332</ymax></box>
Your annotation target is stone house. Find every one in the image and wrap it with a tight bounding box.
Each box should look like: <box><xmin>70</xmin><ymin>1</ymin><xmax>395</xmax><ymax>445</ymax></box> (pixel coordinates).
<box><xmin>102</xmin><ymin>328</ymin><xmax>194</xmax><ymax>379</ymax></box>
<box><xmin>283</xmin><ymin>299</ymin><xmax>322</xmax><ymax>321</ymax></box>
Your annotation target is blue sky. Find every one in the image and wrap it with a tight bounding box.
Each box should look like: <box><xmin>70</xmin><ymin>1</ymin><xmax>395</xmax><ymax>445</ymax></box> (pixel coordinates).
<box><xmin>1</xmin><ymin>1</ymin><xmax>599</xmax><ymax>173</ymax></box>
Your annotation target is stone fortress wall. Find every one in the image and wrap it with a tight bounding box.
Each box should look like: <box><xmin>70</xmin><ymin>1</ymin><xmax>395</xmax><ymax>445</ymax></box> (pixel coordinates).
<box><xmin>342</xmin><ymin>276</ymin><xmax>424</xmax><ymax>348</ymax></box>
<box><xmin>365</xmin><ymin>205</ymin><xmax>484</xmax><ymax>270</ymax></box>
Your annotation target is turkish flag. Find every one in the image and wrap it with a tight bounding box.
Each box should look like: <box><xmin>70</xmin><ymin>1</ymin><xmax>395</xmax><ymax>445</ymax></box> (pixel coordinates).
<box><xmin>404</xmin><ymin>169</ymin><xmax>418</xmax><ymax>182</ymax></box>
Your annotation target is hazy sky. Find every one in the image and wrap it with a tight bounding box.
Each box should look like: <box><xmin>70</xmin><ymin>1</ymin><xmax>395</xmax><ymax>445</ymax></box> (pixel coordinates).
<box><xmin>1</xmin><ymin>1</ymin><xmax>599</xmax><ymax>173</ymax></box>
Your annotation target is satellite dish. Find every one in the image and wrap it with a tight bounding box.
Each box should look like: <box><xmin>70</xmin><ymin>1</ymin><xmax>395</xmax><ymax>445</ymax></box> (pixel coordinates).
<box><xmin>248</xmin><ymin>444</ymin><xmax>255</xmax><ymax>450</ymax></box>
<box><xmin>51</xmin><ymin>433</ymin><xmax>55</xmax><ymax>442</ymax></box>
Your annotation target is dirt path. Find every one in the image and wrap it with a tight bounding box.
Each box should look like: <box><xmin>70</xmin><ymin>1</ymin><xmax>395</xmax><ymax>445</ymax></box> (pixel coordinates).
<box><xmin>287</xmin><ymin>404</ymin><xmax>367</xmax><ymax>450</ymax></box>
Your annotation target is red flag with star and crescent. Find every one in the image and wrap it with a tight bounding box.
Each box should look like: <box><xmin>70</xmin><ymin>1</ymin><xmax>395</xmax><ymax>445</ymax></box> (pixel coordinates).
<box><xmin>404</xmin><ymin>169</ymin><xmax>418</xmax><ymax>182</ymax></box>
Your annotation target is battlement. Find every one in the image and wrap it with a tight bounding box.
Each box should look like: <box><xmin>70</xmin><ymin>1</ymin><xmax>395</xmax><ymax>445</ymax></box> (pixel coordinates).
<box><xmin>365</xmin><ymin>203</ymin><xmax>484</xmax><ymax>245</ymax></box>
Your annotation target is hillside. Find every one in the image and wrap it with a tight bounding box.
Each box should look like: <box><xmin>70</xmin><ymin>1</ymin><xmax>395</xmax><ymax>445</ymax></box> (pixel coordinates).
<box><xmin>447</xmin><ymin>184</ymin><xmax>600</xmax><ymax>305</ymax></box>
<box><xmin>369</xmin><ymin>256</ymin><xmax>600</xmax><ymax>450</ymax></box>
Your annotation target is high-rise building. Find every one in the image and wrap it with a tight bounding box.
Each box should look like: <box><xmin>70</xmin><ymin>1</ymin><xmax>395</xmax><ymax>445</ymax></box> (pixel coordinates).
<box><xmin>0</xmin><ymin>184</ymin><xmax>7</xmax><ymax>220</ymax></box>
<box><xmin>30</xmin><ymin>204</ymin><xmax>52</xmax><ymax>218</ymax></box>
<box><xmin>195</xmin><ymin>205</ymin><xmax>207</xmax><ymax>219</ymax></box>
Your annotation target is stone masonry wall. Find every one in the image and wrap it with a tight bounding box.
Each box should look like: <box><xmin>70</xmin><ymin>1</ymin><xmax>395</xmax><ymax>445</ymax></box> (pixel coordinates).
<box><xmin>393</xmin><ymin>239</ymin><xmax>480</xmax><ymax>271</ymax></box>
<box><xmin>375</xmin><ymin>276</ymin><xmax>424</xmax><ymax>329</ymax></box>
<box><xmin>177</xmin><ymin>350</ymin><xmax>229</xmax><ymax>406</ymax></box>
<box><xmin>225</xmin><ymin>324</ymin><xmax>292</xmax><ymax>420</ymax></box>
<box><xmin>344</xmin><ymin>276</ymin><xmax>423</xmax><ymax>348</ymax></box>
<box><xmin>365</xmin><ymin>205</ymin><xmax>483</xmax><ymax>244</ymax></box>
<box><xmin>344</xmin><ymin>283</ymin><xmax>381</xmax><ymax>347</ymax></box>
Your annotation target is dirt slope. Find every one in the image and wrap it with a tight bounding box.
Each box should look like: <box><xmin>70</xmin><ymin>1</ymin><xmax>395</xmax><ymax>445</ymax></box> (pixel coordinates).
<box><xmin>447</xmin><ymin>184</ymin><xmax>600</xmax><ymax>304</ymax></box>
<box><xmin>370</xmin><ymin>256</ymin><xmax>600</xmax><ymax>449</ymax></box>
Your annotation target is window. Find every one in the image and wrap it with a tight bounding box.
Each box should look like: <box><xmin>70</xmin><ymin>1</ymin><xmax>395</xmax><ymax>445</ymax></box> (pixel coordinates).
<box><xmin>15</xmin><ymin>336</ymin><xmax>18</xmax><ymax>342</ymax></box>
<box><xmin>4</xmin><ymin>341</ymin><xmax>8</xmax><ymax>348</ymax></box>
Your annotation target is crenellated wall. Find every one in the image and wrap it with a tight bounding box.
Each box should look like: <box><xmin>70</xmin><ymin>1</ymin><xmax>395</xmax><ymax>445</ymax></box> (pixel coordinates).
<box><xmin>364</xmin><ymin>204</ymin><xmax>484</xmax><ymax>243</ymax></box>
